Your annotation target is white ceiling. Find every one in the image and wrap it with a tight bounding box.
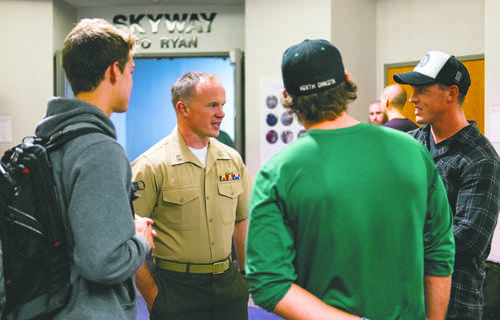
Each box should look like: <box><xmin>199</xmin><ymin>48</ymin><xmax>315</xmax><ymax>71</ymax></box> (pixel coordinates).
<box><xmin>63</xmin><ymin>0</ymin><xmax>244</xmax><ymax>8</ymax></box>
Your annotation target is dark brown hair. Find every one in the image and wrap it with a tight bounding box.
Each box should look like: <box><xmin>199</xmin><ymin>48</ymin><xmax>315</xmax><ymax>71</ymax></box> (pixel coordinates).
<box><xmin>62</xmin><ymin>18</ymin><xmax>135</xmax><ymax>95</ymax></box>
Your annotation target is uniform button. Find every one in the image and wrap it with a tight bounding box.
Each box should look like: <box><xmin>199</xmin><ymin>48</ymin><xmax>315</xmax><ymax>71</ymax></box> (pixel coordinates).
<box><xmin>206</xmin><ymin>196</ymin><xmax>209</xmax><ymax>200</ymax></box>
<box><xmin>211</xmin><ymin>241</ymin><xmax>215</xmax><ymax>246</ymax></box>
<box><xmin>209</xmin><ymin>218</ymin><xmax>213</xmax><ymax>223</ymax></box>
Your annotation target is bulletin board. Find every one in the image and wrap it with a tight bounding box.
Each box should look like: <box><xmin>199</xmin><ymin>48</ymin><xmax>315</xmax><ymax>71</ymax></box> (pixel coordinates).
<box><xmin>385</xmin><ymin>55</ymin><xmax>485</xmax><ymax>134</ymax></box>
<box><xmin>260</xmin><ymin>78</ymin><xmax>305</xmax><ymax>164</ymax></box>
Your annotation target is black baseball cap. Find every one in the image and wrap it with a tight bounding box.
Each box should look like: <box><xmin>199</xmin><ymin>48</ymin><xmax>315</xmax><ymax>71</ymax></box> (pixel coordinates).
<box><xmin>281</xmin><ymin>39</ymin><xmax>347</xmax><ymax>96</ymax></box>
<box><xmin>393</xmin><ymin>51</ymin><xmax>471</xmax><ymax>96</ymax></box>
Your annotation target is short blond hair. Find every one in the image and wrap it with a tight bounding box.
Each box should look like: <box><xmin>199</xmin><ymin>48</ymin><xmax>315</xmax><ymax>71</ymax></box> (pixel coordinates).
<box><xmin>171</xmin><ymin>71</ymin><xmax>219</xmax><ymax>108</ymax></box>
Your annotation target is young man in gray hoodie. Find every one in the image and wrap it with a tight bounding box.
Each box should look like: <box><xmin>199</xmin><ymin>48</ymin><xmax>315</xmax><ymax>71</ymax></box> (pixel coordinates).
<box><xmin>35</xmin><ymin>18</ymin><xmax>155</xmax><ymax>319</ymax></box>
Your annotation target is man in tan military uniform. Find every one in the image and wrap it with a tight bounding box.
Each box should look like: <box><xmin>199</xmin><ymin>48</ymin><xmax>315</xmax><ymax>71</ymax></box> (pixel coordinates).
<box><xmin>132</xmin><ymin>71</ymin><xmax>251</xmax><ymax>320</ymax></box>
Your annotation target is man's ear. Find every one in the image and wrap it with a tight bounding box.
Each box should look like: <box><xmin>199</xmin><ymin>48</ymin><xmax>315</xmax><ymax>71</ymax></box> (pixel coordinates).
<box><xmin>282</xmin><ymin>88</ymin><xmax>289</xmax><ymax>99</ymax></box>
<box><xmin>381</xmin><ymin>96</ymin><xmax>388</xmax><ymax>108</ymax></box>
<box><xmin>448</xmin><ymin>85</ymin><xmax>459</xmax><ymax>102</ymax></box>
<box><xmin>109</xmin><ymin>61</ymin><xmax>121</xmax><ymax>85</ymax></box>
<box><xmin>345</xmin><ymin>73</ymin><xmax>351</xmax><ymax>82</ymax></box>
<box><xmin>176</xmin><ymin>100</ymin><xmax>189</xmax><ymax>116</ymax></box>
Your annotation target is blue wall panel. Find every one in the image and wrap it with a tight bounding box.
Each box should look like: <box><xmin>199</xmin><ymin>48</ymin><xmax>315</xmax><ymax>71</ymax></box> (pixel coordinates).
<box><xmin>125</xmin><ymin>57</ymin><xmax>235</xmax><ymax>162</ymax></box>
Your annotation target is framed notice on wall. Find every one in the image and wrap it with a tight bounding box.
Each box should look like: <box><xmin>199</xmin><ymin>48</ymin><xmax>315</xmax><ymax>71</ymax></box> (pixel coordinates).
<box><xmin>260</xmin><ymin>78</ymin><xmax>305</xmax><ymax>164</ymax></box>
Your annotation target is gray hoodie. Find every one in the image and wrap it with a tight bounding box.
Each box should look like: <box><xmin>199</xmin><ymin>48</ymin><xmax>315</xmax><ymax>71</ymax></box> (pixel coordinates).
<box><xmin>35</xmin><ymin>97</ymin><xmax>148</xmax><ymax>320</ymax></box>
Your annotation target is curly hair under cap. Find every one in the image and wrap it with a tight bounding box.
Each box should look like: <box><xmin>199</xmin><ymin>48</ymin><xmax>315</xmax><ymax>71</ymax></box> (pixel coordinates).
<box><xmin>282</xmin><ymin>80</ymin><xmax>358</xmax><ymax>123</ymax></box>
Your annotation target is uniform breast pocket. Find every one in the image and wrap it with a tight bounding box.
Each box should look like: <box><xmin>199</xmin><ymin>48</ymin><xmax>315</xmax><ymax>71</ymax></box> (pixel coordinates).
<box><xmin>217</xmin><ymin>182</ymin><xmax>243</xmax><ymax>225</ymax></box>
<box><xmin>161</xmin><ymin>187</ymin><xmax>200</xmax><ymax>230</ymax></box>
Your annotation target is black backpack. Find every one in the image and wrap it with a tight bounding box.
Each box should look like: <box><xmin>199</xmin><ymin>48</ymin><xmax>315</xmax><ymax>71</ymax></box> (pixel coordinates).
<box><xmin>0</xmin><ymin>125</ymin><xmax>105</xmax><ymax>320</ymax></box>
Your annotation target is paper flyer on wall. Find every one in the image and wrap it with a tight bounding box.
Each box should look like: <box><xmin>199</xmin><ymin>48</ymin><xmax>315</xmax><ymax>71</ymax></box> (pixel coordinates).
<box><xmin>260</xmin><ymin>78</ymin><xmax>305</xmax><ymax>164</ymax></box>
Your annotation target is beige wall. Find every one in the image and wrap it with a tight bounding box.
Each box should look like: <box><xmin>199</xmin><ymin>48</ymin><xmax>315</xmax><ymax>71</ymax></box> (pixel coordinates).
<box><xmin>0</xmin><ymin>0</ymin><xmax>54</xmax><ymax>153</ymax></box>
<box><xmin>485</xmin><ymin>0</ymin><xmax>500</xmax><ymax>155</ymax></box>
<box><xmin>484</xmin><ymin>0</ymin><xmax>500</xmax><ymax>263</ymax></box>
<box><xmin>332</xmin><ymin>0</ymin><xmax>377</xmax><ymax>122</ymax></box>
<box><xmin>376</xmin><ymin>0</ymin><xmax>485</xmax><ymax>96</ymax></box>
<box><xmin>243</xmin><ymin>0</ymin><xmax>378</xmax><ymax>176</ymax></box>
<box><xmin>53</xmin><ymin>0</ymin><xmax>77</xmax><ymax>51</ymax></box>
<box><xmin>244</xmin><ymin>0</ymin><xmax>332</xmax><ymax>176</ymax></box>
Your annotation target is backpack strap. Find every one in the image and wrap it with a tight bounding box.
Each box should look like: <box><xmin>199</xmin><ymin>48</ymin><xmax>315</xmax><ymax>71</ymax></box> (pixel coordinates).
<box><xmin>43</xmin><ymin>123</ymin><xmax>113</xmax><ymax>284</ymax></box>
<box><xmin>46</xmin><ymin>123</ymin><xmax>112</xmax><ymax>152</ymax></box>
<box><xmin>0</xmin><ymin>163</ymin><xmax>16</xmax><ymax>191</ymax></box>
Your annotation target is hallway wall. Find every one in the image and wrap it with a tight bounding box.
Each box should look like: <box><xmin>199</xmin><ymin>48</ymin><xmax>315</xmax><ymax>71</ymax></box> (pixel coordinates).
<box><xmin>0</xmin><ymin>0</ymin><xmax>53</xmax><ymax>152</ymax></box>
<box><xmin>244</xmin><ymin>0</ymin><xmax>333</xmax><ymax>177</ymax></box>
<box><xmin>0</xmin><ymin>0</ymin><xmax>76</xmax><ymax>153</ymax></box>
<box><xmin>484</xmin><ymin>0</ymin><xmax>500</xmax><ymax>262</ymax></box>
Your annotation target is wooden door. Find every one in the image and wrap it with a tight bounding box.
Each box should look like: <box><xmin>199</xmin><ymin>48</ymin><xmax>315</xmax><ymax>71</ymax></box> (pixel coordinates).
<box><xmin>385</xmin><ymin>57</ymin><xmax>484</xmax><ymax>134</ymax></box>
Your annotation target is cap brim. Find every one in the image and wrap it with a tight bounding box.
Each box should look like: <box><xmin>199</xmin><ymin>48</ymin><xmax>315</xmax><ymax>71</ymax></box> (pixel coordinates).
<box><xmin>393</xmin><ymin>71</ymin><xmax>436</xmax><ymax>86</ymax></box>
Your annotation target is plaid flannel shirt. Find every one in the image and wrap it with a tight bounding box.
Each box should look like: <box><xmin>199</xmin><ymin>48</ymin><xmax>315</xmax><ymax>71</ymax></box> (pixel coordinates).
<box><xmin>411</xmin><ymin>122</ymin><xmax>500</xmax><ymax>320</ymax></box>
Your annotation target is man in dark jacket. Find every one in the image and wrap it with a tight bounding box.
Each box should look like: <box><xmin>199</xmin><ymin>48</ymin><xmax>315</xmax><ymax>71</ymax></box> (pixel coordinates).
<box><xmin>395</xmin><ymin>50</ymin><xmax>500</xmax><ymax>320</ymax></box>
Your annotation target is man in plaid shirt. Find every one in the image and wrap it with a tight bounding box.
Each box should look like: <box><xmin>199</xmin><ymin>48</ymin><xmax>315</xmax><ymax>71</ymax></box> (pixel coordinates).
<box><xmin>394</xmin><ymin>51</ymin><xmax>500</xmax><ymax>320</ymax></box>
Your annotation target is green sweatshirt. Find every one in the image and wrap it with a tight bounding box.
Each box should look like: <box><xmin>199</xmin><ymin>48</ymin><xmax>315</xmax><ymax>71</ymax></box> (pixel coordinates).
<box><xmin>246</xmin><ymin>123</ymin><xmax>455</xmax><ymax>319</ymax></box>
